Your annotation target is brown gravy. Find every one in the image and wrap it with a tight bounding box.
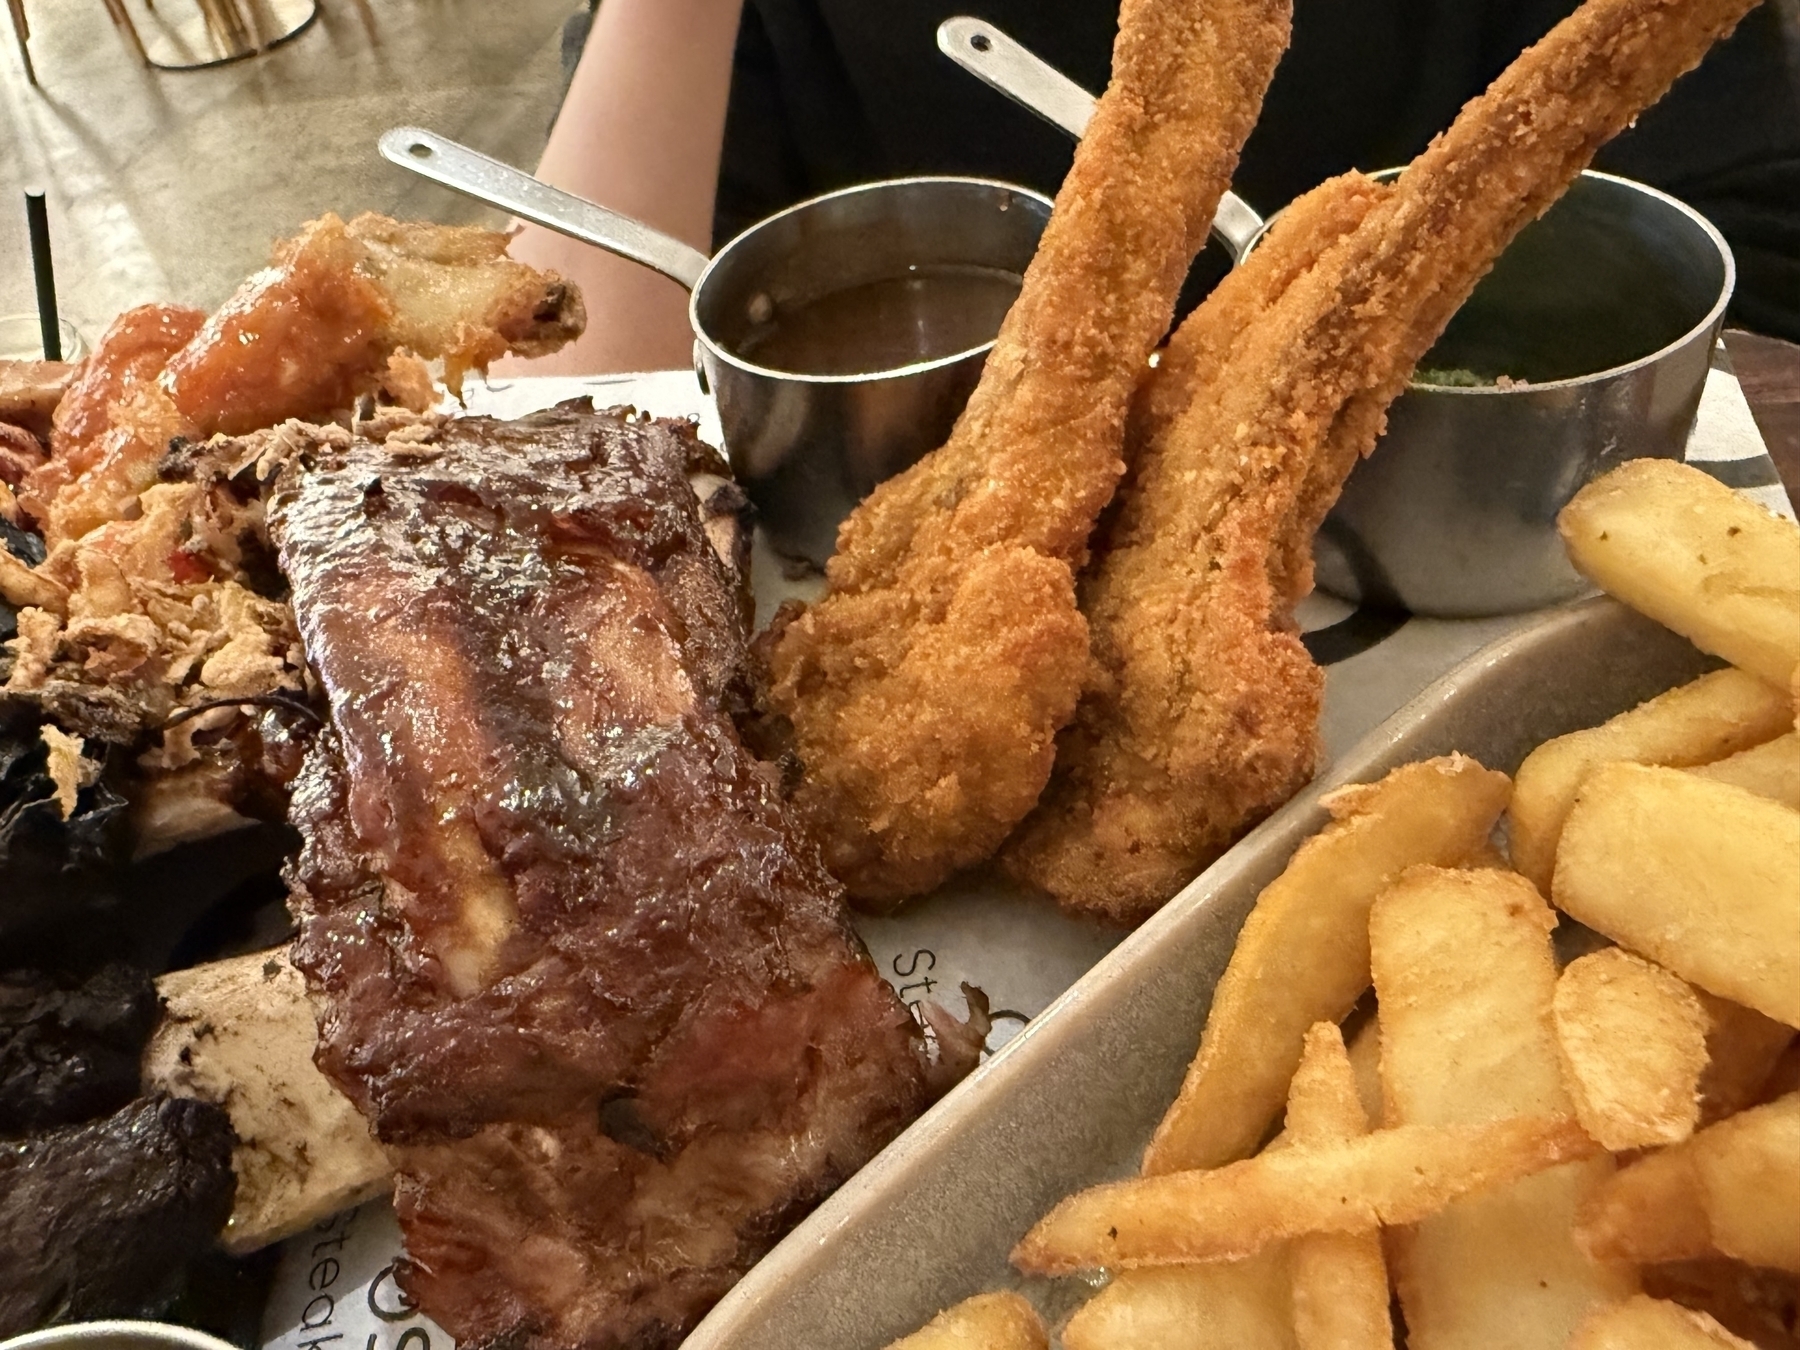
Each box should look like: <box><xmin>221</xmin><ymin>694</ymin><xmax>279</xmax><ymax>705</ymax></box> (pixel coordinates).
<box><xmin>734</xmin><ymin>264</ymin><xmax>1022</xmax><ymax>376</ymax></box>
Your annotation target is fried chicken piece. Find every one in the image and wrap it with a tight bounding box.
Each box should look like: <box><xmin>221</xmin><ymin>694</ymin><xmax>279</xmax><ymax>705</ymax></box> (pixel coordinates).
<box><xmin>764</xmin><ymin>0</ymin><xmax>1292</xmax><ymax>905</ymax></box>
<box><xmin>162</xmin><ymin>213</ymin><xmax>582</xmax><ymax>437</ymax></box>
<box><xmin>16</xmin><ymin>305</ymin><xmax>206</xmax><ymax>531</ymax></box>
<box><xmin>1005</xmin><ymin>0</ymin><xmax>1764</xmax><ymax>921</ymax></box>
<box><xmin>25</xmin><ymin>213</ymin><xmax>583</xmax><ymax>550</ymax></box>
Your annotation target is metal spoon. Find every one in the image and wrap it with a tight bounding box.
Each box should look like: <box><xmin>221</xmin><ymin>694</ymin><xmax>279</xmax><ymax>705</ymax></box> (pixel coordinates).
<box><xmin>935</xmin><ymin>16</ymin><xmax>1267</xmax><ymax>261</ymax></box>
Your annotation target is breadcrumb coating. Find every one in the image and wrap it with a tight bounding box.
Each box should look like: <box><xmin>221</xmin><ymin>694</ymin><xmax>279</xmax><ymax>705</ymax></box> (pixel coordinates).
<box><xmin>1006</xmin><ymin>0</ymin><xmax>1763</xmax><ymax>921</ymax></box>
<box><xmin>766</xmin><ymin>0</ymin><xmax>1293</xmax><ymax>904</ymax></box>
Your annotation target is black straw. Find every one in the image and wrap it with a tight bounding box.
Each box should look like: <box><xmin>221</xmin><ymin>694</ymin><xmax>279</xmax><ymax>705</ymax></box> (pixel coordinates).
<box><xmin>25</xmin><ymin>192</ymin><xmax>61</xmax><ymax>361</ymax></box>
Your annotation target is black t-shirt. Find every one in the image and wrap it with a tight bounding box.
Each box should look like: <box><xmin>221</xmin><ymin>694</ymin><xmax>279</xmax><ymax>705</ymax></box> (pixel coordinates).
<box><xmin>715</xmin><ymin>0</ymin><xmax>1800</xmax><ymax>340</ymax></box>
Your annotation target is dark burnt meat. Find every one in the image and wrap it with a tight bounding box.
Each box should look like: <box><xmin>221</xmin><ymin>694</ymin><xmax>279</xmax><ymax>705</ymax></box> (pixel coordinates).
<box><xmin>277</xmin><ymin>404</ymin><xmax>931</xmax><ymax>1350</ymax></box>
<box><xmin>0</xmin><ymin>963</ymin><xmax>159</xmax><ymax>1133</ymax></box>
<box><xmin>0</xmin><ymin>1094</ymin><xmax>236</xmax><ymax>1337</ymax></box>
<box><xmin>0</xmin><ymin>710</ymin><xmax>133</xmax><ymax>959</ymax></box>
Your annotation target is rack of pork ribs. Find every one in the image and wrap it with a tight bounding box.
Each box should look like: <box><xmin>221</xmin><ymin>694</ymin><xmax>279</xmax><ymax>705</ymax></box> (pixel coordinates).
<box><xmin>273</xmin><ymin>401</ymin><xmax>940</xmax><ymax>1350</ymax></box>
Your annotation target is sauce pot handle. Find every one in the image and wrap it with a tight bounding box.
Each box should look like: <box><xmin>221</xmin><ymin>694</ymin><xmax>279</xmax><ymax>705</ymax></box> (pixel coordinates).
<box><xmin>378</xmin><ymin>127</ymin><xmax>712</xmax><ymax>291</ymax></box>
<box><xmin>935</xmin><ymin>18</ymin><xmax>1267</xmax><ymax>262</ymax></box>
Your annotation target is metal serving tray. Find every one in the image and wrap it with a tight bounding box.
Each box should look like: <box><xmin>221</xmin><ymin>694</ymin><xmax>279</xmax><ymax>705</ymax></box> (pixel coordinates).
<box><xmin>683</xmin><ymin>596</ymin><xmax>1714</xmax><ymax>1349</ymax></box>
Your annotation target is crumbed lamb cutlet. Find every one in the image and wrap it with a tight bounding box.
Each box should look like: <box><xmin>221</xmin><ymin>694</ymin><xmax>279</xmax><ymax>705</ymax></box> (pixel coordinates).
<box><xmin>274</xmin><ymin>403</ymin><xmax>935</xmax><ymax>1350</ymax></box>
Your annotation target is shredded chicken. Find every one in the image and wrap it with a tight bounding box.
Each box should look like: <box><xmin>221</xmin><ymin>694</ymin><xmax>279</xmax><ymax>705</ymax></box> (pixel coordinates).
<box><xmin>1</xmin><ymin>212</ymin><xmax>585</xmax><ymax>853</ymax></box>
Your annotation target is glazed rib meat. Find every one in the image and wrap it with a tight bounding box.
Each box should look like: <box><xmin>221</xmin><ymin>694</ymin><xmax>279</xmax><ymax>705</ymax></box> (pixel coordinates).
<box><xmin>276</xmin><ymin>404</ymin><xmax>931</xmax><ymax>1350</ymax></box>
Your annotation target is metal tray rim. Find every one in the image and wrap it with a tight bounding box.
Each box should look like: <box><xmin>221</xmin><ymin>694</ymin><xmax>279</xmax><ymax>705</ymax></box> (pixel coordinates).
<box><xmin>685</xmin><ymin>594</ymin><xmax>1711</xmax><ymax>1349</ymax></box>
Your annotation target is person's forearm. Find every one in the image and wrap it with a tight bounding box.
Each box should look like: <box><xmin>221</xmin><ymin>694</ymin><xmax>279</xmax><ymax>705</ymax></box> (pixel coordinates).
<box><xmin>501</xmin><ymin>0</ymin><xmax>747</xmax><ymax>375</ymax></box>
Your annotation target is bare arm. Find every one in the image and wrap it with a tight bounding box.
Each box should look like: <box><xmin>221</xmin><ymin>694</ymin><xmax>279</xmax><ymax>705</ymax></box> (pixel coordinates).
<box><xmin>499</xmin><ymin>0</ymin><xmax>748</xmax><ymax>375</ymax></box>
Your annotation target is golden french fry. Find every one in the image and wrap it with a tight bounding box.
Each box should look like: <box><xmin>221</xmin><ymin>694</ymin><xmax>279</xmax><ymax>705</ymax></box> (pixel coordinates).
<box><xmin>1553</xmin><ymin>948</ymin><xmax>1708</xmax><ymax>1150</ymax></box>
<box><xmin>1145</xmin><ymin>756</ymin><xmax>1511</xmax><ymax>1174</ymax></box>
<box><xmin>1552</xmin><ymin>764</ymin><xmax>1800</xmax><ymax>1027</ymax></box>
<box><xmin>1575</xmin><ymin>1143</ymin><xmax>1713</xmax><ymax>1266</ymax></box>
<box><xmin>1557</xmin><ymin>458</ymin><xmax>1800</xmax><ymax>690</ymax></box>
<box><xmin>1689</xmin><ymin>731</ymin><xmax>1800</xmax><ymax>810</ymax></box>
<box><xmin>1577</xmin><ymin>1091</ymin><xmax>1800</xmax><ymax>1273</ymax></box>
<box><xmin>1694</xmin><ymin>992</ymin><xmax>1796</xmax><ymax>1126</ymax></box>
<box><xmin>1060</xmin><ymin>1258</ymin><xmax>1295</xmax><ymax>1350</ymax></box>
<box><xmin>1693</xmin><ymin>1090</ymin><xmax>1800</xmax><ymax>1274</ymax></box>
<box><xmin>883</xmin><ymin>1292</ymin><xmax>1048</xmax><ymax>1350</ymax></box>
<box><xmin>1287</xmin><ymin>1024</ymin><xmax>1393</xmax><ymax>1350</ymax></box>
<box><xmin>1372</xmin><ymin>867</ymin><xmax>1565</xmax><ymax>1122</ymax></box>
<box><xmin>1345</xmin><ymin>1015</ymin><xmax>1384</xmax><ymax>1134</ymax></box>
<box><xmin>1012</xmin><ymin>1113</ymin><xmax>1596</xmax><ymax>1275</ymax></box>
<box><xmin>1509</xmin><ymin>668</ymin><xmax>1792</xmax><ymax>893</ymax></box>
<box><xmin>1370</xmin><ymin>867</ymin><xmax>1636</xmax><ymax>1349</ymax></box>
<box><xmin>1569</xmin><ymin>1296</ymin><xmax>1756</xmax><ymax>1350</ymax></box>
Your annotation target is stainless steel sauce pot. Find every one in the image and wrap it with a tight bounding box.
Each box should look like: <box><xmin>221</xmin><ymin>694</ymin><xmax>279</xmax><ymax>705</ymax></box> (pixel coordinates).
<box><xmin>0</xmin><ymin>1323</ymin><xmax>239</xmax><ymax>1350</ymax></box>
<box><xmin>938</xmin><ymin>19</ymin><xmax>1736</xmax><ymax>616</ymax></box>
<box><xmin>1314</xmin><ymin>170</ymin><xmax>1732</xmax><ymax>615</ymax></box>
<box><xmin>381</xmin><ymin>128</ymin><xmax>1053</xmax><ymax>564</ymax></box>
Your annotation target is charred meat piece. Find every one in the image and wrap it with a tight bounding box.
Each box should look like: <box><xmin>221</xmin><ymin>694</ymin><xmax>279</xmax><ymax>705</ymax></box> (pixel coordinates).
<box><xmin>0</xmin><ymin>963</ymin><xmax>159</xmax><ymax>1133</ymax></box>
<box><xmin>0</xmin><ymin>709</ymin><xmax>133</xmax><ymax>959</ymax></box>
<box><xmin>0</xmin><ymin>1094</ymin><xmax>235</xmax><ymax>1337</ymax></box>
<box><xmin>277</xmin><ymin>404</ymin><xmax>931</xmax><ymax>1350</ymax></box>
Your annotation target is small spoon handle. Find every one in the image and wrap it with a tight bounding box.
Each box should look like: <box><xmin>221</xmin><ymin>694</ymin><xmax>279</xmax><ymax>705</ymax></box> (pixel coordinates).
<box><xmin>378</xmin><ymin>127</ymin><xmax>711</xmax><ymax>291</ymax></box>
<box><xmin>935</xmin><ymin>17</ymin><xmax>1267</xmax><ymax>261</ymax></box>
<box><xmin>936</xmin><ymin>15</ymin><xmax>1094</xmax><ymax>140</ymax></box>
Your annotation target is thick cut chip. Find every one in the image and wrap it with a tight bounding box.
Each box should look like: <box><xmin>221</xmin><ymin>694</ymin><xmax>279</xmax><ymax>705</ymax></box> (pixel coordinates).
<box><xmin>1552</xmin><ymin>764</ymin><xmax>1800</xmax><ymax>1027</ymax></box>
<box><xmin>1570</xmin><ymin>1296</ymin><xmax>1757</xmax><ymax>1350</ymax></box>
<box><xmin>1344</xmin><ymin>1017</ymin><xmax>1384</xmax><ymax>1149</ymax></box>
<box><xmin>1553</xmin><ymin>948</ymin><xmax>1708</xmax><ymax>1150</ymax></box>
<box><xmin>1287</xmin><ymin>1024</ymin><xmax>1393</xmax><ymax>1350</ymax></box>
<box><xmin>1011</xmin><ymin>1113</ymin><xmax>1596</xmax><ymax>1275</ymax></box>
<box><xmin>1061</xmin><ymin>1258</ymin><xmax>1296</xmax><ymax>1350</ymax></box>
<box><xmin>1694</xmin><ymin>1090</ymin><xmax>1800</xmax><ymax>1274</ymax></box>
<box><xmin>1558</xmin><ymin>459</ymin><xmax>1800</xmax><ymax>691</ymax></box>
<box><xmin>1509</xmin><ymin>668</ymin><xmax>1793</xmax><ymax>893</ymax></box>
<box><xmin>884</xmin><ymin>1292</ymin><xmax>1047</xmax><ymax>1350</ymax></box>
<box><xmin>1371</xmin><ymin>867</ymin><xmax>1637</xmax><ymax>1350</ymax></box>
<box><xmin>1575</xmin><ymin>1144</ymin><xmax>1713</xmax><ymax>1266</ymax></box>
<box><xmin>1690</xmin><ymin>731</ymin><xmax>1800</xmax><ymax>810</ymax></box>
<box><xmin>1372</xmin><ymin>868</ymin><xmax>1567</xmax><ymax>1124</ymax></box>
<box><xmin>1144</xmin><ymin>756</ymin><xmax>1511</xmax><ymax>1174</ymax></box>
<box><xmin>1578</xmin><ymin>1091</ymin><xmax>1800</xmax><ymax>1273</ymax></box>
